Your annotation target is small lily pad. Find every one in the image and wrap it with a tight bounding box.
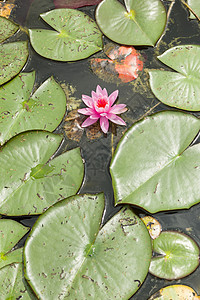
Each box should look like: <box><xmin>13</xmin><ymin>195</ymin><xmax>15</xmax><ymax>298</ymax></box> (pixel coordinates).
<box><xmin>0</xmin><ymin>16</ymin><xmax>18</xmax><ymax>43</ymax></box>
<box><xmin>149</xmin><ymin>45</ymin><xmax>200</xmax><ymax>111</ymax></box>
<box><xmin>0</xmin><ymin>131</ymin><xmax>84</xmax><ymax>216</ymax></box>
<box><xmin>24</xmin><ymin>194</ymin><xmax>152</xmax><ymax>299</ymax></box>
<box><xmin>0</xmin><ymin>72</ymin><xmax>67</xmax><ymax>145</ymax></box>
<box><xmin>149</xmin><ymin>284</ymin><xmax>200</xmax><ymax>300</ymax></box>
<box><xmin>29</xmin><ymin>9</ymin><xmax>103</xmax><ymax>61</ymax></box>
<box><xmin>149</xmin><ymin>231</ymin><xmax>200</xmax><ymax>280</ymax></box>
<box><xmin>188</xmin><ymin>0</ymin><xmax>200</xmax><ymax>19</ymax></box>
<box><xmin>0</xmin><ymin>263</ymin><xmax>32</xmax><ymax>299</ymax></box>
<box><xmin>110</xmin><ymin>111</ymin><xmax>200</xmax><ymax>213</ymax></box>
<box><xmin>0</xmin><ymin>219</ymin><xmax>29</xmax><ymax>270</ymax></box>
<box><xmin>0</xmin><ymin>41</ymin><xmax>29</xmax><ymax>86</ymax></box>
<box><xmin>96</xmin><ymin>0</ymin><xmax>166</xmax><ymax>46</ymax></box>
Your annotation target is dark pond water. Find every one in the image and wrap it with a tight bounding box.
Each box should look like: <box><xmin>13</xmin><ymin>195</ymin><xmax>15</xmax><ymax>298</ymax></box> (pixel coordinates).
<box><xmin>6</xmin><ymin>0</ymin><xmax>200</xmax><ymax>298</ymax></box>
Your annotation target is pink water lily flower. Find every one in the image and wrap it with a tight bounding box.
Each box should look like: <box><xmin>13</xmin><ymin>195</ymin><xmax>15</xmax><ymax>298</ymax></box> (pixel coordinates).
<box><xmin>78</xmin><ymin>85</ymin><xmax>127</xmax><ymax>133</ymax></box>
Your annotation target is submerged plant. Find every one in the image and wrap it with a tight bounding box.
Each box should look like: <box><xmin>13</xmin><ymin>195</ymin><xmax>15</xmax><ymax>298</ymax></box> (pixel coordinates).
<box><xmin>78</xmin><ymin>85</ymin><xmax>127</xmax><ymax>133</ymax></box>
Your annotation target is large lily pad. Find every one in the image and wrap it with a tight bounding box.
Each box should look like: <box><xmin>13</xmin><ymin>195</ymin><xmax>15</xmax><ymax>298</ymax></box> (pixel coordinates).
<box><xmin>0</xmin><ymin>16</ymin><xmax>18</xmax><ymax>43</ymax></box>
<box><xmin>188</xmin><ymin>0</ymin><xmax>200</xmax><ymax>19</ymax></box>
<box><xmin>0</xmin><ymin>219</ymin><xmax>29</xmax><ymax>269</ymax></box>
<box><xmin>0</xmin><ymin>263</ymin><xmax>32</xmax><ymax>299</ymax></box>
<box><xmin>0</xmin><ymin>41</ymin><xmax>29</xmax><ymax>86</ymax></box>
<box><xmin>149</xmin><ymin>45</ymin><xmax>200</xmax><ymax>111</ymax></box>
<box><xmin>0</xmin><ymin>72</ymin><xmax>66</xmax><ymax>145</ymax></box>
<box><xmin>96</xmin><ymin>0</ymin><xmax>166</xmax><ymax>46</ymax></box>
<box><xmin>110</xmin><ymin>111</ymin><xmax>200</xmax><ymax>213</ymax></box>
<box><xmin>29</xmin><ymin>9</ymin><xmax>103</xmax><ymax>61</ymax></box>
<box><xmin>149</xmin><ymin>231</ymin><xmax>200</xmax><ymax>280</ymax></box>
<box><xmin>24</xmin><ymin>194</ymin><xmax>152</xmax><ymax>299</ymax></box>
<box><xmin>0</xmin><ymin>131</ymin><xmax>84</xmax><ymax>216</ymax></box>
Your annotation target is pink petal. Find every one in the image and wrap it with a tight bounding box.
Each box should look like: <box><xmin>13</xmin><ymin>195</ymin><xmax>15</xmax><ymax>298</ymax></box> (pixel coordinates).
<box><xmin>90</xmin><ymin>114</ymin><xmax>99</xmax><ymax>119</ymax></box>
<box><xmin>78</xmin><ymin>108</ymin><xmax>95</xmax><ymax>115</ymax></box>
<box><xmin>102</xmin><ymin>88</ymin><xmax>108</xmax><ymax>97</ymax></box>
<box><xmin>96</xmin><ymin>85</ymin><xmax>103</xmax><ymax>95</ymax></box>
<box><xmin>107</xmin><ymin>114</ymin><xmax>126</xmax><ymax>126</ymax></box>
<box><xmin>100</xmin><ymin>116</ymin><xmax>109</xmax><ymax>133</ymax></box>
<box><xmin>109</xmin><ymin>104</ymin><xmax>127</xmax><ymax>114</ymax></box>
<box><xmin>109</xmin><ymin>90</ymin><xmax>119</xmax><ymax>106</ymax></box>
<box><xmin>91</xmin><ymin>90</ymin><xmax>98</xmax><ymax>101</ymax></box>
<box><xmin>82</xmin><ymin>95</ymin><xmax>94</xmax><ymax>108</ymax></box>
<box><xmin>81</xmin><ymin>116</ymin><xmax>99</xmax><ymax>127</ymax></box>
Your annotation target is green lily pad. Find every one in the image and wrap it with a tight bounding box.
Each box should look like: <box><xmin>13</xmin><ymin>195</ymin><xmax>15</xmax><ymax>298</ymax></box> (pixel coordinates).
<box><xmin>188</xmin><ymin>0</ymin><xmax>200</xmax><ymax>19</ymax></box>
<box><xmin>0</xmin><ymin>16</ymin><xmax>19</xmax><ymax>43</ymax></box>
<box><xmin>29</xmin><ymin>9</ymin><xmax>103</xmax><ymax>61</ymax></box>
<box><xmin>0</xmin><ymin>219</ymin><xmax>29</xmax><ymax>269</ymax></box>
<box><xmin>149</xmin><ymin>45</ymin><xmax>200</xmax><ymax>111</ymax></box>
<box><xmin>0</xmin><ymin>72</ymin><xmax>66</xmax><ymax>145</ymax></box>
<box><xmin>0</xmin><ymin>263</ymin><xmax>32</xmax><ymax>299</ymax></box>
<box><xmin>0</xmin><ymin>41</ymin><xmax>29</xmax><ymax>86</ymax></box>
<box><xmin>149</xmin><ymin>231</ymin><xmax>200</xmax><ymax>280</ymax></box>
<box><xmin>0</xmin><ymin>131</ymin><xmax>84</xmax><ymax>216</ymax></box>
<box><xmin>110</xmin><ymin>111</ymin><xmax>200</xmax><ymax>213</ymax></box>
<box><xmin>95</xmin><ymin>0</ymin><xmax>166</xmax><ymax>46</ymax></box>
<box><xmin>24</xmin><ymin>194</ymin><xmax>152</xmax><ymax>299</ymax></box>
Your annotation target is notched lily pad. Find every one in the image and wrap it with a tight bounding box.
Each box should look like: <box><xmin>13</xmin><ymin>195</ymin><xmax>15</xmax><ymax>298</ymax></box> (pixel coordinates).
<box><xmin>0</xmin><ymin>16</ymin><xmax>18</xmax><ymax>43</ymax></box>
<box><xmin>188</xmin><ymin>0</ymin><xmax>200</xmax><ymax>19</ymax></box>
<box><xmin>0</xmin><ymin>71</ymin><xmax>67</xmax><ymax>145</ymax></box>
<box><xmin>149</xmin><ymin>231</ymin><xmax>200</xmax><ymax>280</ymax></box>
<box><xmin>0</xmin><ymin>131</ymin><xmax>84</xmax><ymax>216</ymax></box>
<box><xmin>0</xmin><ymin>219</ymin><xmax>29</xmax><ymax>270</ymax></box>
<box><xmin>149</xmin><ymin>45</ymin><xmax>200</xmax><ymax>111</ymax></box>
<box><xmin>29</xmin><ymin>9</ymin><xmax>103</xmax><ymax>61</ymax></box>
<box><xmin>0</xmin><ymin>41</ymin><xmax>29</xmax><ymax>86</ymax></box>
<box><xmin>110</xmin><ymin>111</ymin><xmax>200</xmax><ymax>213</ymax></box>
<box><xmin>0</xmin><ymin>263</ymin><xmax>32</xmax><ymax>299</ymax></box>
<box><xmin>0</xmin><ymin>17</ymin><xmax>28</xmax><ymax>85</ymax></box>
<box><xmin>24</xmin><ymin>194</ymin><xmax>152</xmax><ymax>299</ymax></box>
<box><xmin>96</xmin><ymin>0</ymin><xmax>166</xmax><ymax>46</ymax></box>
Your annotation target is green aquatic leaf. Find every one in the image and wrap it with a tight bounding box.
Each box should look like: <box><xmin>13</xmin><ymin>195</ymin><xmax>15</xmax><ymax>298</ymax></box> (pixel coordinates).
<box><xmin>0</xmin><ymin>16</ymin><xmax>19</xmax><ymax>43</ymax></box>
<box><xmin>96</xmin><ymin>0</ymin><xmax>166</xmax><ymax>46</ymax></box>
<box><xmin>0</xmin><ymin>219</ymin><xmax>29</xmax><ymax>269</ymax></box>
<box><xmin>0</xmin><ymin>263</ymin><xmax>32</xmax><ymax>299</ymax></box>
<box><xmin>24</xmin><ymin>194</ymin><xmax>152</xmax><ymax>299</ymax></box>
<box><xmin>188</xmin><ymin>0</ymin><xmax>200</xmax><ymax>19</ymax></box>
<box><xmin>149</xmin><ymin>45</ymin><xmax>200</xmax><ymax>111</ymax></box>
<box><xmin>0</xmin><ymin>131</ymin><xmax>84</xmax><ymax>216</ymax></box>
<box><xmin>149</xmin><ymin>231</ymin><xmax>200</xmax><ymax>280</ymax></box>
<box><xmin>0</xmin><ymin>41</ymin><xmax>29</xmax><ymax>86</ymax></box>
<box><xmin>110</xmin><ymin>111</ymin><xmax>200</xmax><ymax>213</ymax></box>
<box><xmin>0</xmin><ymin>72</ymin><xmax>66</xmax><ymax>145</ymax></box>
<box><xmin>29</xmin><ymin>9</ymin><xmax>103</xmax><ymax>61</ymax></box>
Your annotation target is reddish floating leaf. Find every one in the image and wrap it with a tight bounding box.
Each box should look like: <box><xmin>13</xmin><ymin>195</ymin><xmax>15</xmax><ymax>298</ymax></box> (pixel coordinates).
<box><xmin>54</xmin><ymin>0</ymin><xmax>102</xmax><ymax>9</ymax></box>
<box><xmin>90</xmin><ymin>44</ymin><xmax>144</xmax><ymax>83</ymax></box>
